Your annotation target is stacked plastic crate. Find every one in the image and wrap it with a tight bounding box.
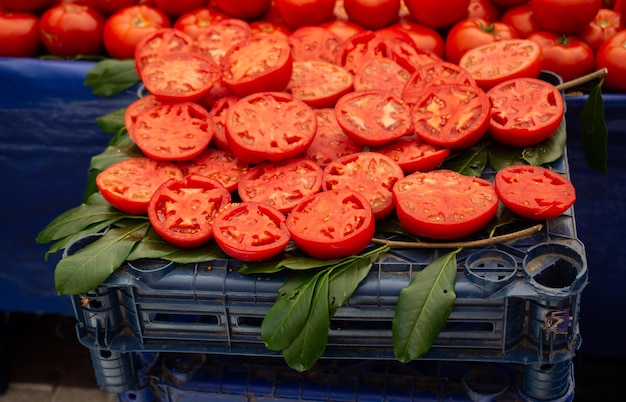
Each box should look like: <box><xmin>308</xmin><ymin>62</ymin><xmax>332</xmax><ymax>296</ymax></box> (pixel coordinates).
<box><xmin>68</xmin><ymin>153</ymin><xmax>587</xmax><ymax>402</ymax></box>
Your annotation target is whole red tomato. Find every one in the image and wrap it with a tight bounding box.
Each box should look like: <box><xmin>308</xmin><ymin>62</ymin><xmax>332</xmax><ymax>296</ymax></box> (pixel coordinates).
<box><xmin>212</xmin><ymin>0</ymin><xmax>271</xmax><ymax>20</ymax></box>
<box><xmin>620</xmin><ymin>0</ymin><xmax>626</xmax><ymax>25</ymax></box>
<box><xmin>466</xmin><ymin>0</ymin><xmax>500</xmax><ymax>22</ymax></box>
<box><xmin>0</xmin><ymin>12</ymin><xmax>41</xmax><ymax>57</ymax></box>
<box><xmin>528</xmin><ymin>31</ymin><xmax>595</xmax><ymax>82</ymax></box>
<box><xmin>92</xmin><ymin>0</ymin><xmax>139</xmax><ymax>15</ymax></box>
<box><xmin>172</xmin><ymin>6</ymin><xmax>226</xmax><ymax>39</ymax></box>
<box><xmin>343</xmin><ymin>0</ymin><xmax>401</xmax><ymax>30</ymax></box>
<box><xmin>39</xmin><ymin>4</ymin><xmax>106</xmax><ymax>58</ymax></box>
<box><xmin>3</xmin><ymin>0</ymin><xmax>53</xmax><ymax>13</ymax></box>
<box><xmin>404</xmin><ymin>0</ymin><xmax>470</xmax><ymax>29</ymax></box>
<box><xmin>103</xmin><ymin>5</ymin><xmax>171</xmax><ymax>59</ymax></box>
<box><xmin>445</xmin><ymin>18</ymin><xmax>519</xmax><ymax>64</ymax></box>
<box><xmin>531</xmin><ymin>0</ymin><xmax>602</xmax><ymax>34</ymax></box>
<box><xmin>152</xmin><ymin>0</ymin><xmax>208</xmax><ymax>18</ymax></box>
<box><xmin>577</xmin><ymin>8</ymin><xmax>624</xmax><ymax>53</ymax></box>
<box><xmin>274</xmin><ymin>0</ymin><xmax>336</xmax><ymax>29</ymax></box>
<box><xmin>388</xmin><ymin>21</ymin><xmax>445</xmax><ymax>58</ymax></box>
<box><xmin>595</xmin><ymin>30</ymin><xmax>626</xmax><ymax>92</ymax></box>
<box><xmin>500</xmin><ymin>3</ymin><xmax>540</xmax><ymax>38</ymax></box>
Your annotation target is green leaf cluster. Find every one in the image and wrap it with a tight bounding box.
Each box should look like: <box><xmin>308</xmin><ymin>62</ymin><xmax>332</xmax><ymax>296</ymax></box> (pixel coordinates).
<box><xmin>256</xmin><ymin>246</ymin><xmax>389</xmax><ymax>372</ymax></box>
<box><xmin>84</xmin><ymin>59</ymin><xmax>140</xmax><ymax>97</ymax></box>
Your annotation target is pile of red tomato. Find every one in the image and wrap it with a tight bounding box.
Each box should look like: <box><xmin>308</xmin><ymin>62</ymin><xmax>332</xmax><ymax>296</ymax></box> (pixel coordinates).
<box><xmin>0</xmin><ymin>0</ymin><xmax>593</xmax><ymax>261</ymax></box>
<box><xmin>1</xmin><ymin>0</ymin><xmax>626</xmax><ymax>91</ymax></box>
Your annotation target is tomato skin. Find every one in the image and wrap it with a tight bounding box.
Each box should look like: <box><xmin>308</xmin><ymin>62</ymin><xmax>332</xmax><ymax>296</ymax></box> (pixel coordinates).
<box><xmin>286</xmin><ymin>189</ymin><xmax>375</xmax><ymax>260</ymax></box>
<box><xmin>39</xmin><ymin>4</ymin><xmax>106</xmax><ymax>58</ymax></box>
<box><xmin>319</xmin><ymin>19</ymin><xmax>365</xmax><ymax>41</ymax></box>
<box><xmin>466</xmin><ymin>0</ymin><xmax>501</xmax><ymax>22</ymax></box>
<box><xmin>238</xmin><ymin>158</ymin><xmax>324</xmax><ymax>214</ymax></box>
<box><xmin>500</xmin><ymin>4</ymin><xmax>540</xmax><ymax>39</ymax></box>
<box><xmin>487</xmin><ymin>77</ymin><xmax>564</xmax><ymax>147</ymax></box>
<box><xmin>527</xmin><ymin>31</ymin><xmax>595</xmax><ymax>83</ymax></box>
<box><xmin>335</xmin><ymin>89</ymin><xmax>413</xmax><ymax>147</ymax></box>
<box><xmin>172</xmin><ymin>6</ymin><xmax>226</xmax><ymax>39</ymax></box>
<box><xmin>0</xmin><ymin>12</ymin><xmax>41</xmax><ymax>57</ymax></box>
<box><xmin>274</xmin><ymin>0</ymin><xmax>336</xmax><ymax>29</ymax></box>
<box><xmin>212</xmin><ymin>202</ymin><xmax>291</xmax><ymax>262</ymax></box>
<box><xmin>3</xmin><ymin>0</ymin><xmax>53</xmax><ymax>13</ymax></box>
<box><xmin>152</xmin><ymin>0</ymin><xmax>208</xmax><ymax>18</ymax></box>
<box><xmin>393</xmin><ymin>169</ymin><xmax>498</xmax><ymax>239</ymax></box>
<box><xmin>148</xmin><ymin>175</ymin><xmax>231</xmax><ymax>248</ymax></box>
<box><xmin>212</xmin><ymin>0</ymin><xmax>271</xmax><ymax>20</ymax></box>
<box><xmin>225</xmin><ymin>92</ymin><xmax>317</xmax><ymax>164</ymax></box>
<box><xmin>92</xmin><ymin>0</ymin><xmax>140</xmax><ymax>15</ymax></box>
<box><xmin>412</xmin><ymin>84</ymin><xmax>490</xmax><ymax>150</ymax></box>
<box><xmin>343</xmin><ymin>0</ymin><xmax>401</xmax><ymax>30</ymax></box>
<box><xmin>595</xmin><ymin>30</ymin><xmax>626</xmax><ymax>92</ymax></box>
<box><xmin>494</xmin><ymin>165</ymin><xmax>576</xmax><ymax>220</ymax></box>
<box><xmin>322</xmin><ymin>152</ymin><xmax>405</xmax><ymax>220</ymax></box>
<box><xmin>531</xmin><ymin>0</ymin><xmax>602</xmax><ymax>34</ymax></box>
<box><xmin>103</xmin><ymin>5</ymin><xmax>171</xmax><ymax>59</ymax></box>
<box><xmin>286</xmin><ymin>60</ymin><xmax>354</xmax><ymax>108</ymax></box>
<box><xmin>96</xmin><ymin>157</ymin><xmax>184</xmax><ymax>215</ymax></box>
<box><xmin>577</xmin><ymin>8</ymin><xmax>624</xmax><ymax>53</ymax></box>
<box><xmin>445</xmin><ymin>18</ymin><xmax>519</xmax><ymax>65</ymax></box>
<box><xmin>220</xmin><ymin>35</ymin><xmax>293</xmax><ymax>97</ymax></box>
<box><xmin>459</xmin><ymin>39</ymin><xmax>544</xmax><ymax>90</ymax></box>
<box><xmin>404</xmin><ymin>0</ymin><xmax>470</xmax><ymax>29</ymax></box>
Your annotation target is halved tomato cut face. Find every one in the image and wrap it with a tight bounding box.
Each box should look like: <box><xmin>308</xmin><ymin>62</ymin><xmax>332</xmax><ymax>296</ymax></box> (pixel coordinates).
<box><xmin>393</xmin><ymin>169</ymin><xmax>498</xmax><ymax>240</ymax></box>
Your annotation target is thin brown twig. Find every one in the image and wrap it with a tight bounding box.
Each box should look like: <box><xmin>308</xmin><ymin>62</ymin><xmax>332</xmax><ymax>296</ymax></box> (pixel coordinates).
<box><xmin>371</xmin><ymin>224</ymin><xmax>543</xmax><ymax>249</ymax></box>
<box><xmin>556</xmin><ymin>68</ymin><xmax>608</xmax><ymax>92</ymax></box>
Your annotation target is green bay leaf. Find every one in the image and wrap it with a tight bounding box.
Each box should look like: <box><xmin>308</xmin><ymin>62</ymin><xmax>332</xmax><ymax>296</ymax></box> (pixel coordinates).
<box><xmin>54</xmin><ymin>222</ymin><xmax>149</xmax><ymax>295</ymax></box>
<box><xmin>392</xmin><ymin>249</ymin><xmax>459</xmax><ymax>363</ymax></box>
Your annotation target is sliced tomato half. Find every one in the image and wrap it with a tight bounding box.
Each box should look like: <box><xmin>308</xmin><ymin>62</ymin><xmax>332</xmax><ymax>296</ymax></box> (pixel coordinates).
<box><xmin>494</xmin><ymin>165</ymin><xmax>576</xmax><ymax>220</ymax></box>
<box><xmin>286</xmin><ymin>189</ymin><xmax>375</xmax><ymax>260</ymax></box>
<box><xmin>487</xmin><ymin>77</ymin><xmax>564</xmax><ymax>147</ymax></box>
<box><xmin>411</xmin><ymin>83</ymin><xmax>490</xmax><ymax>150</ymax></box>
<box><xmin>141</xmin><ymin>51</ymin><xmax>220</xmax><ymax>102</ymax></box>
<box><xmin>238</xmin><ymin>157</ymin><xmax>324</xmax><ymax>214</ymax></box>
<box><xmin>129</xmin><ymin>102</ymin><xmax>215</xmax><ymax>161</ymax></box>
<box><xmin>96</xmin><ymin>157</ymin><xmax>184</xmax><ymax>215</ymax></box>
<box><xmin>335</xmin><ymin>89</ymin><xmax>413</xmax><ymax>147</ymax></box>
<box><xmin>177</xmin><ymin>148</ymin><xmax>249</xmax><ymax>193</ymax></box>
<box><xmin>393</xmin><ymin>169</ymin><xmax>499</xmax><ymax>239</ymax></box>
<box><xmin>285</xmin><ymin>60</ymin><xmax>354</xmax><ymax>108</ymax></box>
<box><xmin>371</xmin><ymin>134</ymin><xmax>451</xmax><ymax>174</ymax></box>
<box><xmin>212</xmin><ymin>201</ymin><xmax>291</xmax><ymax>262</ymax></box>
<box><xmin>148</xmin><ymin>175</ymin><xmax>232</xmax><ymax>248</ymax></box>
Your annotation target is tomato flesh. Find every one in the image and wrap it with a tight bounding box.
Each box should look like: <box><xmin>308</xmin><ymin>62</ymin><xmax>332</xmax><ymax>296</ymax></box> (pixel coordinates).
<box><xmin>286</xmin><ymin>60</ymin><xmax>354</xmax><ymax>108</ymax></box>
<box><xmin>148</xmin><ymin>175</ymin><xmax>232</xmax><ymax>248</ymax></box>
<box><xmin>487</xmin><ymin>77</ymin><xmax>565</xmax><ymax>147</ymax></box>
<box><xmin>177</xmin><ymin>148</ymin><xmax>249</xmax><ymax>193</ymax></box>
<box><xmin>286</xmin><ymin>189</ymin><xmax>375</xmax><ymax>260</ymax></box>
<box><xmin>96</xmin><ymin>157</ymin><xmax>184</xmax><ymax>215</ymax></box>
<box><xmin>371</xmin><ymin>134</ymin><xmax>451</xmax><ymax>174</ymax></box>
<box><xmin>238</xmin><ymin>158</ymin><xmax>323</xmax><ymax>214</ymax></box>
<box><xmin>411</xmin><ymin>84</ymin><xmax>490</xmax><ymax>150</ymax></box>
<box><xmin>323</xmin><ymin>152</ymin><xmax>405</xmax><ymax>220</ymax></box>
<box><xmin>212</xmin><ymin>202</ymin><xmax>291</xmax><ymax>262</ymax></box>
<box><xmin>494</xmin><ymin>165</ymin><xmax>576</xmax><ymax>220</ymax></box>
<box><xmin>305</xmin><ymin>109</ymin><xmax>364</xmax><ymax>168</ymax></box>
<box><xmin>393</xmin><ymin>169</ymin><xmax>498</xmax><ymax>239</ymax></box>
<box><xmin>129</xmin><ymin>102</ymin><xmax>215</xmax><ymax>161</ymax></box>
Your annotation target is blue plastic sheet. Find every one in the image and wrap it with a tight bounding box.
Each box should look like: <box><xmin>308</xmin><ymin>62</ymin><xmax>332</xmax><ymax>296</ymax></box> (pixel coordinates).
<box><xmin>0</xmin><ymin>57</ymin><xmax>137</xmax><ymax>315</ymax></box>
<box><xmin>565</xmin><ymin>95</ymin><xmax>626</xmax><ymax>357</ymax></box>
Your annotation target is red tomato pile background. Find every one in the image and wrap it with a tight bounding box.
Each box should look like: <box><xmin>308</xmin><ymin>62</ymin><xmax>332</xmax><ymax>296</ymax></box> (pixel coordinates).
<box><xmin>1</xmin><ymin>0</ymin><xmax>626</xmax><ymax>91</ymax></box>
<box><xmin>2</xmin><ymin>0</ymin><xmax>586</xmax><ymax>261</ymax></box>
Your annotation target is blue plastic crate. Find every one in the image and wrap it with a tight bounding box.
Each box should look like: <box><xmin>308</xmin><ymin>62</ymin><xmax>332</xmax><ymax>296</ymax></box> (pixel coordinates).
<box><xmin>564</xmin><ymin>94</ymin><xmax>626</xmax><ymax>358</ymax></box>
<box><xmin>69</xmin><ymin>152</ymin><xmax>587</xmax><ymax>367</ymax></box>
<box><xmin>98</xmin><ymin>351</ymin><xmax>574</xmax><ymax>401</ymax></box>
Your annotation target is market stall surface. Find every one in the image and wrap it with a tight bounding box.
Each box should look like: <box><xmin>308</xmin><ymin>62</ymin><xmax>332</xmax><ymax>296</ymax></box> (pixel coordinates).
<box><xmin>0</xmin><ymin>312</ymin><xmax>624</xmax><ymax>401</ymax></box>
